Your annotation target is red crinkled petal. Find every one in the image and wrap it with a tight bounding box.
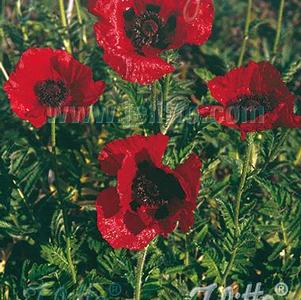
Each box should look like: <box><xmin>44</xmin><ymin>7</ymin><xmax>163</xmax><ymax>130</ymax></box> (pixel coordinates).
<box><xmin>96</xmin><ymin>187</ymin><xmax>158</xmax><ymax>250</ymax></box>
<box><xmin>133</xmin><ymin>0</ymin><xmax>177</xmax><ymax>20</ymax></box>
<box><xmin>98</xmin><ymin>134</ymin><xmax>169</xmax><ymax>175</ymax></box>
<box><xmin>208</xmin><ymin>62</ymin><xmax>258</xmax><ymax>106</ymax></box>
<box><xmin>3</xmin><ymin>48</ymin><xmax>57</xmax><ymax>111</ymax></box>
<box><xmin>97</xmin><ymin>137</ymin><xmax>202</xmax><ymax>247</ymax></box>
<box><xmin>272</xmin><ymin>102</ymin><xmax>301</xmax><ymax>129</ymax></box>
<box><xmin>3</xmin><ymin>75</ymin><xmax>46</xmax><ymax>128</ymax></box>
<box><xmin>173</xmin><ymin>153</ymin><xmax>201</xmax><ymax>232</ymax></box>
<box><xmin>249</xmin><ymin>62</ymin><xmax>300</xmax><ymax>128</ymax></box>
<box><xmin>202</xmin><ymin>61</ymin><xmax>301</xmax><ymax>138</ymax></box>
<box><xmin>3</xmin><ymin>48</ymin><xmax>61</xmax><ymax>128</ymax></box>
<box><xmin>237</xmin><ymin>103</ymin><xmax>285</xmax><ymax>137</ymax></box>
<box><xmin>173</xmin><ymin>0</ymin><xmax>214</xmax><ymax>47</ymax></box>
<box><xmin>102</xmin><ymin>47</ymin><xmax>174</xmax><ymax>84</ymax></box>
<box><xmin>96</xmin><ymin>187</ymin><xmax>121</xmax><ymax>218</ymax></box>
<box><xmin>198</xmin><ymin>103</ymin><xmax>297</xmax><ymax>139</ymax></box>
<box><xmin>198</xmin><ymin>105</ymin><xmax>238</xmax><ymax>128</ymax></box>
<box><xmin>88</xmin><ymin>0</ymin><xmax>133</xmax><ymax>19</ymax></box>
<box><xmin>52</xmin><ymin>50</ymin><xmax>105</xmax><ymax>107</ymax></box>
<box><xmin>137</xmin><ymin>153</ymin><xmax>201</xmax><ymax>236</ymax></box>
<box><xmin>208</xmin><ymin>61</ymin><xmax>295</xmax><ymax>108</ymax></box>
<box><xmin>92</xmin><ymin>2</ymin><xmax>175</xmax><ymax>84</ymax></box>
<box><xmin>174</xmin><ymin>153</ymin><xmax>202</xmax><ymax>204</ymax></box>
<box><xmin>155</xmin><ymin>215</ymin><xmax>178</xmax><ymax>237</ymax></box>
<box><xmin>4</xmin><ymin>48</ymin><xmax>105</xmax><ymax>127</ymax></box>
<box><xmin>16</xmin><ymin>105</ymin><xmax>47</xmax><ymax>128</ymax></box>
<box><xmin>116</xmin><ymin>154</ymin><xmax>137</xmax><ymax>211</ymax></box>
<box><xmin>178</xmin><ymin>209</ymin><xmax>195</xmax><ymax>232</ymax></box>
<box><xmin>90</xmin><ymin>0</ymin><xmax>213</xmax><ymax>83</ymax></box>
<box><xmin>249</xmin><ymin>61</ymin><xmax>288</xmax><ymax>96</ymax></box>
<box><xmin>285</xmin><ymin>114</ymin><xmax>301</xmax><ymax>128</ymax></box>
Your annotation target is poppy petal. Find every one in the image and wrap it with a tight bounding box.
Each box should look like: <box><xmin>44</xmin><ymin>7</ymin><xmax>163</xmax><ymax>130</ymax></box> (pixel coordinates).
<box><xmin>3</xmin><ymin>48</ymin><xmax>105</xmax><ymax>127</ymax></box>
<box><xmin>90</xmin><ymin>0</ymin><xmax>213</xmax><ymax>84</ymax></box>
<box><xmin>98</xmin><ymin>134</ymin><xmax>169</xmax><ymax>175</ymax></box>
<box><xmin>174</xmin><ymin>153</ymin><xmax>201</xmax><ymax>201</ymax></box>
<box><xmin>174</xmin><ymin>0</ymin><xmax>214</xmax><ymax>46</ymax></box>
<box><xmin>96</xmin><ymin>188</ymin><xmax>158</xmax><ymax>250</ymax></box>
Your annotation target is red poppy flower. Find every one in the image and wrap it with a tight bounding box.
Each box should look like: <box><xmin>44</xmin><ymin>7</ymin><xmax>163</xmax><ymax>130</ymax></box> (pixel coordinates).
<box><xmin>96</xmin><ymin>134</ymin><xmax>201</xmax><ymax>250</ymax></box>
<box><xmin>88</xmin><ymin>0</ymin><xmax>214</xmax><ymax>84</ymax></box>
<box><xmin>198</xmin><ymin>61</ymin><xmax>301</xmax><ymax>139</ymax></box>
<box><xmin>3</xmin><ymin>48</ymin><xmax>105</xmax><ymax>128</ymax></box>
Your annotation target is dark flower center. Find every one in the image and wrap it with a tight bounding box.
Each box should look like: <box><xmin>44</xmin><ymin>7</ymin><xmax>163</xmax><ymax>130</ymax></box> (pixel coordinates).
<box><xmin>228</xmin><ymin>94</ymin><xmax>277</xmax><ymax>124</ymax></box>
<box><xmin>124</xmin><ymin>5</ymin><xmax>176</xmax><ymax>53</ymax></box>
<box><xmin>142</xmin><ymin>19</ymin><xmax>159</xmax><ymax>36</ymax></box>
<box><xmin>35</xmin><ymin>80</ymin><xmax>68</xmax><ymax>107</ymax></box>
<box><xmin>131</xmin><ymin>161</ymin><xmax>185</xmax><ymax>219</ymax></box>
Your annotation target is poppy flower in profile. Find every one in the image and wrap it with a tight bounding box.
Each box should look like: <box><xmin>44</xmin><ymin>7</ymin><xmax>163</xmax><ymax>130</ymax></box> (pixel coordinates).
<box><xmin>198</xmin><ymin>61</ymin><xmax>301</xmax><ymax>139</ymax></box>
<box><xmin>3</xmin><ymin>48</ymin><xmax>105</xmax><ymax>128</ymax></box>
<box><xmin>96</xmin><ymin>134</ymin><xmax>202</xmax><ymax>250</ymax></box>
<box><xmin>88</xmin><ymin>0</ymin><xmax>214</xmax><ymax>84</ymax></box>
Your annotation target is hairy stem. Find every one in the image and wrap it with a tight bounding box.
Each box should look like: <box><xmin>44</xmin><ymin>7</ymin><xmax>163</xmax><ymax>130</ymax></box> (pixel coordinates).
<box><xmin>280</xmin><ymin>221</ymin><xmax>289</xmax><ymax>264</ymax></box>
<box><xmin>235</xmin><ymin>133</ymin><xmax>254</xmax><ymax>230</ymax></box>
<box><xmin>74</xmin><ymin>0</ymin><xmax>87</xmax><ymax>63</ymax></box>
<box><xmin>58</xmin><ymin>0</ymin><xmax>72</xmax><ymax>53</ymax></box>
<box><xmin>151</xmin><ymin>82</ymin><xmax>160</xmax><ymax>134</ymax></box>
<box><xmin>234</xmin><ymin>133</ymin><xmax>255</xmax><ymax>231</ymax></box>
<box><xmin>51</xmin><ymin>119</ymin><xmax>56</xmax><ymax>150</ymax></box>
<box><xmin>160</xmin><ymin>74</ymin><xmax>171</xmax><ymax>133</ymax></box>
<box><xmin>75</xmin><ymin>0</ymin><xmax>87</xmax><ymax>44</ymax></box>
<box><xmin>222</xmin><ymin>247</ymin><xmax>238</xmax><ymax>287</ymax></box>
<box><xmin>222</xmin><ymin>133</ymin><xmax>255</xmax><ymax>286</ymax></box>
<box><xmin>162</xmin><ymin>74</ymin><xmax>171</xmax><ymax>119</ymax></box>
<box><xmin>51</xmin><ymin>119</ymin><xmax>77</xmax><ymax>284</ymax></box>
<box><xmin>134</xmin><ymin>246</ymin><xmax>149</xmax><ymax>300</ymax></box>
<box><xmin>63</xmin><ymin>206</ymin><xmax>77</xmax><ymax>284</ymax></box>
<box><xmin>238</xmin><ymin>0</ymin><xmax>253</xmax><ymax>66</ymax></box>
<box><xmin>184</xmin><ymin>234</ymin><xmax>190</xmax><ymax>266</ymax></box>
<box><xmin>273</xmin><ymin>0</ymin><xmax>285</xmax><ymax>56</ymax></box>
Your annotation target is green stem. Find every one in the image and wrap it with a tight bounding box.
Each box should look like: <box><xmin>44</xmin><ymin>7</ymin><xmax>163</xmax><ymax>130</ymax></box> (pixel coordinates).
<box><xmin>64</xmin><ymin>209</ymin><xmax>77</xmax><ymax>284</ymax></box>
<box><xmin>184</xmin><ymin>234</ymin><xmax>190</xmax><ymax>266</ymax></box>
<box><xmin>134</xmin><ymin>246</ymin><xmax>149</xmax><ymax>300</ymax></box>
<box><xmin>222</xmin><ymin>247</ymin><xmax>238</xmax><ymax>287</ymax></box>
<box><xmin>74</xmin><ymin>0</ymin><xmax>87</xmax><ymax>44</ymax></box>
<box><xmin>160</xmin><ymin>74</ymin><xmax>171</xmax><ymax>132</ymax></box>
<box><xmin>234</xmin><ymin>133</ymin><xmax>255</xmax><ymax>232</ymax></box>
<box><xmin>89</xmin><ymin>106</ymin><xmax>95</xmax><ymax>124</ymax></box>
<box><xmin>280</xmin><ymin>221</ymin><xmax>289</xmax><ymax>264</ymax></box>
<box><xmin>162</xmin><ymin>74</ymin><xmax>171</xmax><ymax>116</ymax></box>
<box><xmin>74</xmin><ymin>0</ymin><xmax>87</xmax><ymax>62</ymax></box>
<box><xmin>151</xmin><ymin>82</ymin><xmax>160</xmax><ymax>133</ymax></box>
<box><xmin>51</xmin><ymin>118</ymin><xmax>77</xmax><ymax>284</ymax></box>
<box><xmin>58</xmin><ymin>0</ymin><xmax>72</xmax><ymax>53</ymax></box>
<box><xmin>51</xmin><ymin>119</ymin><xmax>56</xmax><ymax>150</ymax></box>
<box><xmin>16</xmin><ymin>0</ymin><xmax>21</xmax><ymax>16</ymax></box>
<box><xmin>58</xmin><ymin>0</ymin><xmax>67</xmax><ymax>28</ymax></box>
<box><xmin>273</xmin><ymin>0</ymin><xmax>285</xmax><ymax>56</ymax></box>
<box><xmin>238</xmin><ymin>0</ymin><xmax>253</xmax><ymax>66</ymax></box>
<box><xmin>222</xmin><ymin>133</ymin><xmax>255</xmax><ymax>286</ymax></box>
<box><xmin>163</xmin><ymin>75</ymin><xmax>170</xmax><ymax>103</ymax></box>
